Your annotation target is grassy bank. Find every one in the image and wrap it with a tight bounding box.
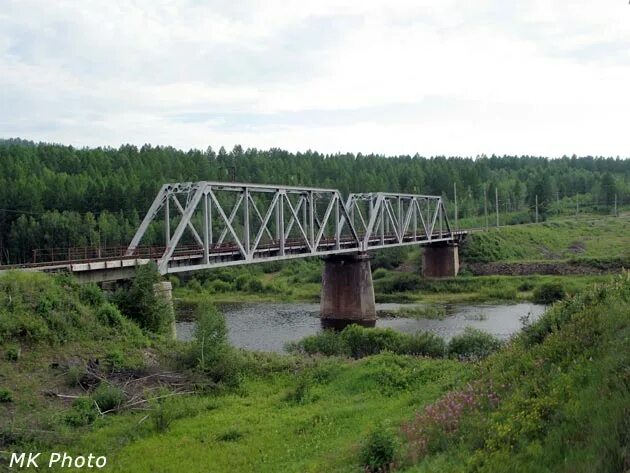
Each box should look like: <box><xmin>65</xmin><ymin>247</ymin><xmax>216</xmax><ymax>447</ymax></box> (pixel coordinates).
<box><xmin>400</xmin><ymin>273</ymin><xmax>630</xmax><ymax>472</ymax></box>
<box><xmin>2</xmin><ymin>271</ymin><xmax>629</xmax><ymax>472</ymax></box>
<box><xmin>461</xmin><ymin>215</ymin><xmax>630</xmax><ymax>263</ymax></box>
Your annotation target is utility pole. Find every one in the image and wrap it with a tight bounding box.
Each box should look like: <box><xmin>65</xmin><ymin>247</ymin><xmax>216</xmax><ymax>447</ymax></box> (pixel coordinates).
<box><xmin>535</xmin><ymin>195</ymin><xmax>539</xmax><ymax>223</ymax></box>
<box><xmin>454</xmin><ymin>182</ymin><xmax>458</xmax><ymax>230</ymax></box>
<box><xmin>614</xmin><ymin>193</ymin><xmax>618</xmax><ymax>217</ymax></box>
<box><xmin>484</xmin><ymin>185</ymin><xmax>489</xmax><ymax>230</ymax></box>
<box><xmin>495</xmin><ymin>187</ymin><xmax>499</xmax><ymax>227</ymax></box>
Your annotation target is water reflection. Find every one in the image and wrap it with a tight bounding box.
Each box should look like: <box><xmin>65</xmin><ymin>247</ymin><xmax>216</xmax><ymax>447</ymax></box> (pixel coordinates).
<box><xmin>176</xmin><ymin>302</ymin><xmax>546</xmax><ymax>353</ymax></box>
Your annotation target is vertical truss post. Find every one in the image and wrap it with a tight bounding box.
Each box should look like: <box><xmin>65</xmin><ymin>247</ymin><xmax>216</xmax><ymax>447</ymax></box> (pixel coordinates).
<box><xmin>439</xmin><ymin>199</ymin><xmax>444</xmax><ymax>238</ymax></box>
<box><xmin>309</xmin><ymin>191</ymin><xmax>315</xmax><ymax>250</ymax></box>
<box><xmin>243</xmin><ymin>187</ymin><xmax>250</xmax><ymax>259</ymax></box>
<box><xmin>208</xmin><ymin>191</ymin><xmax>213</xmax><ymax>246</ymax></box>
<box><xmin>165</xmin><ymin>195</ymin><xmax>170</xmax><ymax>244</ymax></box>
<box><xmin>335</xmin><ymin>195</ymin><xmax>340</xmax><ymax>250</ymax></box>
<box><xmin>413</xmin><ymin>198</ymin><xmax>417</xmax><ymax>239</ymax></box>
<box><xmin>278</xmin><ymin>191</ymin><xmax>285</xmax><ymax>256</ymax></box>
<box><xmin>380</xmin><ymin>201</ymin><xmax>385</xmax><ymax>245</ymax></box>
<box><xmin>397</xmin><ymin>196</ymin><xmax>402</xmax><ymax>237</ymax></box>
<box><xmin>203</xmin><ymin>190</ymin><xmax>209</xmax><ymax>265</ymax></box>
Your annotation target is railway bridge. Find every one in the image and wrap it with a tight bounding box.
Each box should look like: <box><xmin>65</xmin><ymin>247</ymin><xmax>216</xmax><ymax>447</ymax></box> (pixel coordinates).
<box><xmin>2</xmin><ymin>181</ymin><xmax>466</xmax><ymax>324</ymax></box>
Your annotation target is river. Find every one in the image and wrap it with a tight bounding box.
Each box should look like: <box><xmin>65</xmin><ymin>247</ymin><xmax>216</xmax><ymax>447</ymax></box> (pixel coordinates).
<box><xmin>175</xmin><ymin>301</ymin><xmax>546</xmax><ymax>353</ymax></box>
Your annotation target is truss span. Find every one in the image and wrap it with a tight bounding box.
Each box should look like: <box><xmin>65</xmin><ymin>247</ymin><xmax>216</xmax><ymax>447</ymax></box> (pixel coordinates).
<box><xmin>126</xmin><ymin>181</ymin><xmax>464</xmax><ymax>274</ymax></box>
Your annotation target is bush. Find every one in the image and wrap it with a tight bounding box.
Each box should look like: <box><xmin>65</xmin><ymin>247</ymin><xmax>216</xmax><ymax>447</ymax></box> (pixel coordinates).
<box><xmin>113</xmin><ymin>263</ymin><xmax>173</xmax><ymax>334</ymax></box>
<box><xmin>187</xmin><ymin>279</ymin><xmax>202</xmax><ymax>291</ymax></box>
<box><xmin>234</xmin><ymin>274</ymin><xmax>250</xmax><ymax>291</ymax></box>
<box><xmin>361</xmin><ymin>427</ymin><xmax>397</xmax><ymax>472</ymax></box>
<box><xmin>533</xmin><ymin>282</ymin><xmax>566</xmax><ymax>304</ymax></box>
<box><xmin>402</xmin><ymin>332</ymin><xmax>447</xmax><ymax>358</ymax></box>
<box><xmin>372</xmin><ymin>268</ymin><xmax>389</xmax><ymax>280</ymax></box>
<box><xmin>65</xmin><ymin>365</ymin><xmax>85</xmax><ymax>387</ymax></box>
<box><xmin>105</xmin><ymin>349</ymin><xmax>126</xmax><ymax>370</ymax></box>
<box><xmin>79</xmin><ymin>283</ymin><xmax>106</xmax><ymax>306</ymax></box>
<box><xmin>288</xmin><ymin>325</ymin><xmax>447</xmax><ymax>359</ymax></box>
<box><xmin>65</xmin><ymin>397</ymin><xmax>98</xmax><ymax>426</ymax></box>
<box><xmin>0</xmin><ymin>388</ymin><xmax>13</xmax><ymax>403</ymax></box>
<box><xmin>5</xmin><ymin>345</ymin><xmax>20</xmax><ymax>361</ymax></box>
<box><xmin>245</xmin><ymin>278</ymin><xmax>264</xmax><ymax>293</ymax></box>
<box><xmin>192</xmin><ymin>300</ymin><xmax>242</xmax><ymax>387</ymax></box>
<box><xmin>287</xmin><ymin>330</ymin><xmax>348</xmax><ymax>356</ymax></box>
<box><xmin>518</xmin><ymin>280</ymin><xmax>536</xmax><ymax>292</ymax></box>
<box><xmin>447</xmin><ymin>328</ymin><xmax>502</xmax><ymax>361</ymax></box>
<box><xmin>150</xmin><ymin>393</ymin><xmax>198</xmax><ymax>433</ymax></box>
<box><xmin>92</xmin><ymin>384</ymin><xmax>125</xmax><ymax>412</ymax></box>
<box><xmin>96</xmin><ymin>303</ymin><xmax>124</xmax><ymax>327</ymax></box>
<box><xmin>207</xmin><ymin>280</ymin><xmax>233</xmax><ymax>293</ymax></box>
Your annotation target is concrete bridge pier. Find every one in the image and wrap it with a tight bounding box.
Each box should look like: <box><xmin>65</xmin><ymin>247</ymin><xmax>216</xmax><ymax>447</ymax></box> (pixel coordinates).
<box><xmin>153</xmin><ymin>281</ymin><xmax>177</xmax><ymax>339</ymax></box>
<box><xmin>422</xmin><ymin>243</ymin><xmax>459</xmax><ymax>278</ymax></box>
<box><xmin>320</xmin><ymin>253</ymin><xmax>376</xmax><ymax>328</ymax></box>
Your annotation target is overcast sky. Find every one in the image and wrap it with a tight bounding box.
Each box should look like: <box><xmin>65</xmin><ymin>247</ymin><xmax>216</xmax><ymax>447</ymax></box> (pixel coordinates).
<box><xmin>1</xmin><ymin>0</ymin><xmax>629</xmax><ymax>157</ymax></box>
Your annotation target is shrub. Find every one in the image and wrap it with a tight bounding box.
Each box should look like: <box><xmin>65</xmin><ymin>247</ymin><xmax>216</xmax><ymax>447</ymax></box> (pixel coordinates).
<box><xmin>341</xmin><ymin>325</ymin><xmax>404</xmax><ymax>358</ymax></box>
<box><xmin>287</xmin><ymin>330</ymin><xmax>348</xmax><ymax>356</ymax></box>
<box><xmin>105</xmin><ymin>349</ymin><xmax>126</xmax><ymax>370</ymax></box>
<box><xmin>518</xmin><ymin>280</ymin><xmax>536</xmax><ymax>292</ymax></box>
<box><xmin>403</xmin><ymin>332</ymin><xmax>447</xmax><ymax>358</ymax></box>
<box><xmin>92</xmin><ymin>384</ymin><xmax>125</xmax><ymax>412</ymax></box>
<box><xmin>79</xmin><ymin>283</ymin><xmax>106</xmax><ymax>306</ymax></box>
<box><xmin>0</xmin><ymin>388</ymin><xmax>13</xmax><ymax>403</ymax></box>
<box><xmin>360</xmin><ymin>427</ymin><xmax>397</xmax><ymax>472</ymax></box>
<box><xmin>447</xmin><ymin>328</ymin><xmax>502</xmax><ymax>361</ymax></box>
<box><xmin>96</xmin><ymin>303</ymin><xmax>124</xmax><ymax>327</ymax></box>
<box><xmin>65</xmin><ymin>397</ymin><xmax>98</xmax><ymax>426</ymax></box>
<box><xmin>5</xmin><ymin>345</ymin><xmax>20</xmax><ymax>361</ymax></box>
<box><xmin>533</xmin><ymin>282</ymin><xmax>566</xmax><ymax>304</ymax></box>
<box><xmin>288</xmin><ymin>325</ymin><xmax>448</xmax><ymax>359</ymax></box>
<box><xmin>245</xmin><ymin>278</ymin><xmax>264</xmax><ymax>293</ymax></box>
<box><xmin>207</xmin><ymin>280</ymin><xmax>233</xmax><ymax>293</ymax></box>
<box><xmin>235</xmin><ymin>274</ymin><xmax>250</xmax><ymax>291</ymax></box>
<box><xmin>192</xmin><ymin>300</ymin><xmax>242</xmax><ymax>387</ymax></box>
<box><xmin>150</xmin><ymin>394</ymin><xmax>197</xmax><ymax>433</ymax></box>
<box><xmin>65</xmin><ymin>365</ymin><xmax>85</xmax><ymax>387</ymax></box>
<box><xmin>113</xmin><ymin>263</ymin><xmax>173</xmax><ymax>334</ymax></box>
<box><xmin>187</xmin><ymin>279</ymin><xmax>202</xmax><ymax>291</ymax></box>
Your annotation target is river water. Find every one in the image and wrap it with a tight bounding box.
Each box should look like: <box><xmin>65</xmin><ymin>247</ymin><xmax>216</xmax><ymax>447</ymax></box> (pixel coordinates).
<box><xmin>175</xmin><ymin>302</ymin><xmax>546</xmax><ymax>353</ymax></box>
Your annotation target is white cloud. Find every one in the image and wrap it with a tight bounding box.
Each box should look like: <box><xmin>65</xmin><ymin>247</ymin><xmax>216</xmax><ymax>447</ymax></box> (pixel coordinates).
<box><xmin>1</xmin><ymin>0</ymin><xmax>629</xmax><ymax>156</ymax></box>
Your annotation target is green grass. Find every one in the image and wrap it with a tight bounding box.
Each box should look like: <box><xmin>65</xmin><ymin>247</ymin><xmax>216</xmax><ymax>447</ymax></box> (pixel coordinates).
<box><xmin>47</xmin><ymin>355</ymin><xmax>469</xmax><ymax>473</ymax></box>
<box><xmin>461</xmin><ymin>215</ymin><xmax>630</xmax><ymax>263</ymax></box>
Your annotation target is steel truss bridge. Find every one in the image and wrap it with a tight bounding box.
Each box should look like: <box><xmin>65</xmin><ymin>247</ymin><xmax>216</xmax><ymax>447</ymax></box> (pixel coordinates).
<box><xmin>0</xmin><ymin>181</ymin><xmax>465</xmax><ymax>280</ymax></box>
<box><xmin>126</xmin><ymin>181</ymin><xmax>464</xmax><ymax>275</ymax></box>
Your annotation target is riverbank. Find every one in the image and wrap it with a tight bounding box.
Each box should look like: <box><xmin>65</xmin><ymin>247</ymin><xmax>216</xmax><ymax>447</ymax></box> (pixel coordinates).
<box><xmin>1</xmin><ymin>270</ymin><xmax>628</xmax><ymax>472</ymax></box>
<box><xmin>174</xmin><ymin>273</ymin><xmax>614</xmax><ymax>307</ymax></box>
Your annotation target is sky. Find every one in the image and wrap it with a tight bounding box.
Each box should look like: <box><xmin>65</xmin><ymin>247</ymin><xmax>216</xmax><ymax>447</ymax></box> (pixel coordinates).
<box><xmin>1</xmin><ymin>0</ymin><xmax>629</xmax><ymax>157</ymax></box>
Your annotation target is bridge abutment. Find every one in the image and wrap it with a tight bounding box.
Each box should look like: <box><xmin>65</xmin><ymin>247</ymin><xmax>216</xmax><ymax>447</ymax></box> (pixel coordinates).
<box><xmin>320</xmin><ymin>253</ymin><xmax>376</xmax><ymax>327</ymax></box>
<box><xmin>422</xmin><ymin>243</ymin><xmax>459</xmax><ymax>278</ymax></box>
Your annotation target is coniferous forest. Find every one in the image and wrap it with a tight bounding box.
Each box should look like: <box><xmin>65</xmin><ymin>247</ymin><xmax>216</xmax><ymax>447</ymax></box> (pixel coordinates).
<box><xmin>1</xmin><ymin>138</ymin><xmax>628</xmax><ymax>264</ymax></box>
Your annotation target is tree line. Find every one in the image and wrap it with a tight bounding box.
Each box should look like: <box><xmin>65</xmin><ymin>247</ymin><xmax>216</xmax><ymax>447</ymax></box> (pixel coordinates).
<box><xmin>1</xmin><ymin>138</ymin><xmax>628</xmax><ymax>264</ymax></box>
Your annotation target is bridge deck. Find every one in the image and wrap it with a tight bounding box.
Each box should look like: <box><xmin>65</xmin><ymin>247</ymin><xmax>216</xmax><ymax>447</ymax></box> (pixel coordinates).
<box><xmin>0</xmin><ymin>231</ymin><xmax>466</xmax><ymax>277</ymax></box>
